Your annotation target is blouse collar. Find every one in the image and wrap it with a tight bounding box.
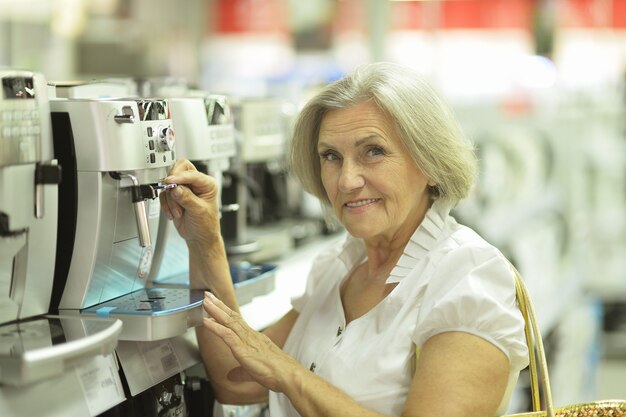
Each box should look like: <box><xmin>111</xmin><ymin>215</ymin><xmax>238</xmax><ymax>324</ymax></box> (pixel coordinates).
<box><xmin>337</xmin><ymin>199</ymin><xmax>452</xmax><ymax>284</ymax></box>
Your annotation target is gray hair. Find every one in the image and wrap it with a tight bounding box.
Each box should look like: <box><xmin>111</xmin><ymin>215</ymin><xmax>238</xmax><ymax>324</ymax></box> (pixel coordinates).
<box><xmin>290</xmin><ymin>61</ymin><xmax>477</xmax><ymax>208</ymax></box>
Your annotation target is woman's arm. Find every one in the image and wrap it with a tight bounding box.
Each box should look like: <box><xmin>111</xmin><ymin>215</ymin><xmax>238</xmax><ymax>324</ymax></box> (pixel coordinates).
<box><xmin>403</xmin><ymin>331</ymin><xmax>510</xmax><ymax>417</ymax></box>
<box><xmin>203</xmin><ymin>293</ymin><xmax>510</xmax><ymax>417</ymax></box>
<box><xmin>160</xmin><ymin>160</ymin><xmax>298</xmax><ymax>404</ymax></box>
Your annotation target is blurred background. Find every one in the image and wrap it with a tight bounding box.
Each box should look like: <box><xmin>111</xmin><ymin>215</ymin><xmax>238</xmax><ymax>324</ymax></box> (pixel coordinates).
<box><xmin>1</xmin><ymin>0</ymin><xmax>625</xmax><ymax>410</ymax></box>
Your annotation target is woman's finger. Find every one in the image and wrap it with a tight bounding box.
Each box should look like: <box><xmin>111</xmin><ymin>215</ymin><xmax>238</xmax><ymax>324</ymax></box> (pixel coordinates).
<box><xmin>165</xmin><ymin>170</ymin><xmax>215</xmax><ymax>195</ymax></box>
<box><xmin>167</xmin><ymin>159</ymin><xmax>197</xmax><ymax>177</ymax></box>
<box><xmin>203</xmin><ymin>293</ymin><xmax>249</xmax><ymax>338</ymax></box>
<box><xmin>159</xmin><ymin>187</ymin><xmax>184</xmax><ymax>220</ymax></box>
<box><xmin>202</xmin><ymin>317</ymin><xmax>243</xmax><ymax>349</ymax></box>
<box><xmin>167</xmin><ymin>183</ymin><xmax>213</xmax><ymax>216</ymax></box>
<box><xmin>159</xmin><ymin>192</ymin><xmax>173</xmax><ymax>220</ymax></box>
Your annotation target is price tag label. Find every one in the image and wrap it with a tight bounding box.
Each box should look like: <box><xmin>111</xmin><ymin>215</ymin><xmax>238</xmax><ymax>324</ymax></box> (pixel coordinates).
<box><xmin>138</xmin><ymin>339</ymin><xmax>182</xmax><ymax>383</ymax></box>
<box><xmin>76</xmin><ymin>354</ymin><xmax>125</xmax><ymax>416</ymax></box>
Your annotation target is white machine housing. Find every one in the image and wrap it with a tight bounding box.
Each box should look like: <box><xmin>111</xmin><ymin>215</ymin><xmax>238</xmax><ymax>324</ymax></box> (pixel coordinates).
<box><xmin>50</xmin><ymin>97</ymin><xmax>203</xmax><ymax>341</ymax></box>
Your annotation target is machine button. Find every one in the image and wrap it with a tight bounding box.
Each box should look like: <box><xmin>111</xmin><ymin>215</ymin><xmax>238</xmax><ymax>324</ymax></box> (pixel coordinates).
<box><xmin>150</xmin><ymin>153</ymin><xmax>156</xmax><ymax>163</ymax></box>
<box><xmin>148</xmin><ymin>140</ymin><xmax>155</xmax><ymax>150</ymax></box>
<box><xmin>147</xmin><ymin>126</ymin><xmax>153</xmax><ymax>137</ymax></box>
<box><xmin>158</xmin><ymin>126</ymin><xmax>174</xmax><ymax>151</ymax></box>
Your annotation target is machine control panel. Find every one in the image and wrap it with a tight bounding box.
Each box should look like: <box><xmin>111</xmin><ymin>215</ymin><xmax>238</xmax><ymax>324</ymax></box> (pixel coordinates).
<box><xmin>134</xmin><ymin>99</ymin><xmax>176</xmax><ymax>167</ymax></box>
<box><xmin>205</xmin><ymin>95</ymin><xmax>236</xmax><ymax>160</ymax></box>
<box><xmin>0</xmin><ymin>75</ymin><xmax>41</xmax><ymax>166</ymax></box>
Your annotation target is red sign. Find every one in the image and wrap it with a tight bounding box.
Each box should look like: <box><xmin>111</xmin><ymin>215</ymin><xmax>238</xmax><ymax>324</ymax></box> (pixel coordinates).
<box><xmin>211</xmin><ymin>0</ymin><xmax>288</xmax><ymax>34</ymax></box>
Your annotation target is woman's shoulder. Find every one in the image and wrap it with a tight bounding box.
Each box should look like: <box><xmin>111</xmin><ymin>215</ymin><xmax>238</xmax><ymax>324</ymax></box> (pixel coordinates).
<box><xmin>436</xmin><ymin>221</ymin><xmax>506</xmax><ymax>266</ymax></box>
<box><xmin>417</xmin><ymin>221</ymin><xmax>514</xmax><ymax>297</ymax></box>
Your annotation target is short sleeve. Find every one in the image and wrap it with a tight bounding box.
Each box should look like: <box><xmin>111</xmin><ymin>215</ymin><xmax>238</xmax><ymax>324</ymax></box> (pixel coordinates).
<box><xmin>412</xmin><ymin>244</ymin><xmax>529</xmax><ymax>372</ymax></box>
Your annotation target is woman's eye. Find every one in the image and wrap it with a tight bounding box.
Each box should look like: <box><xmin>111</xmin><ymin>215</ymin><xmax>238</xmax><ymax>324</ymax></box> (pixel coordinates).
<box><xmin>366</xmin><ymin>146</ymin><xmax>385</xmax><ymax>157</ymax></box>
<box><xmin>320</xmin><ymin>151</ymin><xmax>339</xmax><ymax>161</ymax></box>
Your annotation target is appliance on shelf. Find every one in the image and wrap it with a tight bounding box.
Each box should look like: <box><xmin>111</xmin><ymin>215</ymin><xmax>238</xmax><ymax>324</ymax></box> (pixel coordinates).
<box><xmin>49</xmin><ymin>91</ymin><xmax>204</xmax><ymax>342</ymax></box>
<box><xmin>222</xmin><ymin>97</ymin><xmax>294</xmax><ymax>263</ymax></box>
<box><xmin>0</xmin><ymin>70</ymin><xmax>122</xmax><ymax>387</ymax></box>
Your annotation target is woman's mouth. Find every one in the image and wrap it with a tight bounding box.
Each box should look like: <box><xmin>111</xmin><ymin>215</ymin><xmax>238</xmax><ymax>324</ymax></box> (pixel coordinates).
<box><xmin>345</xmin><ymin>198</ymin><xmax>380</xmax><ymax>208</ymax></box>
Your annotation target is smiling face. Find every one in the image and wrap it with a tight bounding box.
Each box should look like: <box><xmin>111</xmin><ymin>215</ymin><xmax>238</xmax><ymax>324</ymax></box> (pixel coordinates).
<box><xmin>317</xmin><ymin>101</ymin><xmax>432</xmax><ymax>244</ymax></box>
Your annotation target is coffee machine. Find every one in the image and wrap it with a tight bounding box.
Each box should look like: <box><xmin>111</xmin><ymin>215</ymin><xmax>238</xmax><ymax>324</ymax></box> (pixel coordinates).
<box><xmin>221</xmin><ymin>97</ymin><xmax>294</xmax><ymax>263</ymax></box>
<box><xmin>49</xmin><ymin>94</ymin><xmax>204</xmax><ymax>342</ymax></box>
<box><xmin>0</xmin><ymin>70</ymin><xmax>122</xmax><ymax>387</ymax></box>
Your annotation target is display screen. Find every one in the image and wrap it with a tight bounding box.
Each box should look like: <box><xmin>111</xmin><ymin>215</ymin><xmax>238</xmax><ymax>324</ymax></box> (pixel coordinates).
<box><xmin>1</xmin><ymin>76</ymin><xmax>35</xmax><ymax>99</ymax></box>
<box><xmin>136</xmin><ymin>99</ymin><xmax>169</xmax><ymax>121</ymax></box>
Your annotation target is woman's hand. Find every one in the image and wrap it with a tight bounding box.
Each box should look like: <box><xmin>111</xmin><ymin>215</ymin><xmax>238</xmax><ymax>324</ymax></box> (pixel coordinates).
<box><xmin>159</xmin><ymin>159</ymin><xmax>221</xmax><ymax>245</ymax></box>
<box><xmin>202</xmin><ymin>291</ymin><xmax>302</xmax><ymax>393</ymax></box>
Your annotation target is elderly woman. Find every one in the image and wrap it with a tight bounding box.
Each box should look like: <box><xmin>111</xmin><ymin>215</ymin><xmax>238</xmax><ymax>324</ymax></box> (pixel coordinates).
<box><xmin>160</xmin><ymin>62</ymin><xmax>528</xmax><ymax>417</ymax></box>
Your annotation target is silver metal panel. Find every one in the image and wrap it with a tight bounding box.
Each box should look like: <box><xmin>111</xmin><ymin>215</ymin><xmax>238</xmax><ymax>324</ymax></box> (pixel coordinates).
<box><xmin>59</xmin><ymin>172</ymin><xmax>163</xmax><ymax>310</ymax></box>
<box><xmin>49</xmin><ymin>99</ymin><xmax>175</xmax><ymax>172</ymax></box>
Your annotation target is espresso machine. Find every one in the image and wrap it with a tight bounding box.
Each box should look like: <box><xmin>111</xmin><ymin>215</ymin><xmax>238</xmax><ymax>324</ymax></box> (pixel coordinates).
<box><xmin>221</xmin><ymin>97</ymin><xmax>294</xmax><ymax>263</ymax></box>
<box><xmin>49</xmin><ymin>94</ymin><xmax>204</xmax><ymax>342</ymax></box>
<box><xmin>0</xmin><ymin>70</ymin><xmax>122</xmax><ymax>388</ymax></box>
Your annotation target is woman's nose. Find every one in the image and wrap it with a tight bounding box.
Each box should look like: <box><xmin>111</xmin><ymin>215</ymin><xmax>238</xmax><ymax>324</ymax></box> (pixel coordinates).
<box><xmin>338</xmin><ymin>161</ymin><xmax>365</xmax><ymax>192</ymax></box>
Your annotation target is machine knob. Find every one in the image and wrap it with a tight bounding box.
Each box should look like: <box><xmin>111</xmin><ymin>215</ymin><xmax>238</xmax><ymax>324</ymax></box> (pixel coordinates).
<box><xmin>158</xmin><ymin>126</ymin><xmax>175</xmax><ymax>151</ymax></box>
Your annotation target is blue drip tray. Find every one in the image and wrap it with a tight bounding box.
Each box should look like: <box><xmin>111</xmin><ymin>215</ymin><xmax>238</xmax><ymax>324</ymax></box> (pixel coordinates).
<box><xmin>230</xmin><ymin>263</ymin><xmax>277</xmax><ymax>284</ymax></box>
<box><xmin>81</xmin><ymin>288</ymin><xmax>205</xmax><ymax>317</ymax></box>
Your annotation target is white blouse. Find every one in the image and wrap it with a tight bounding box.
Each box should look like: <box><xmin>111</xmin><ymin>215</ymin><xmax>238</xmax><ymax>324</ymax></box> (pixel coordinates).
<box><xmin>268</xmin><ymin>200</ymin><xmax>529</xmax><ymax>417</ymax></box>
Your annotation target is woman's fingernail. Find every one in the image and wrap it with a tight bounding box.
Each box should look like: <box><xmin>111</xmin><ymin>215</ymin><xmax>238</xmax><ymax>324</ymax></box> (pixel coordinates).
<box><xmin>166</xmin><ymin>211</ymin><xmax>173</xmax><ymax>220</ymax></box>
<box><xmin>173</xmin><ymin>208</ymin><xmax>182</xmax><ymax>218</ymax></box>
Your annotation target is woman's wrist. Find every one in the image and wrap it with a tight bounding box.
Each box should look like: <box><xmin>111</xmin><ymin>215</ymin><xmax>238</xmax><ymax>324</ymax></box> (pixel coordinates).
<box><xmin>187</xmin><ymin>236</ymin><xmax>232</xmax><ymax>291</ymax></box>
<box><xmin>278</xmin><ymin>358</ymin><xmax>309</xmax><ymax>397</ymax></box>
<box><xmin>186</xmin><ymin>234</ymin><xmax>225</xmax><ymax>256</ymax></box>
